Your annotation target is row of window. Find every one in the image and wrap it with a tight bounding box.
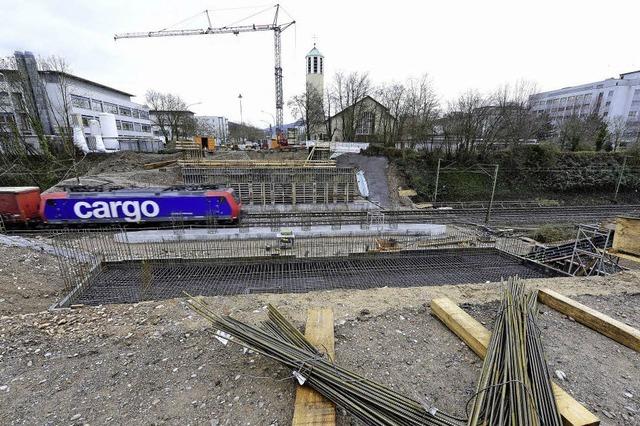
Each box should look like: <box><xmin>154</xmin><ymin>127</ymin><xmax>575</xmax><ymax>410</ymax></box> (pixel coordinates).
<box><xmin>0</xmin><ymin>112</ymin><xmax>31</xmax><ymax>133</ymax></box>
<box><xmin>307</xmin><ymin>56</ymin><xmax>324</xmax><ymax>74</ymax></box>
<box><xmin>116</xmin><ymin>119</ymin><xmax>151</xmax><ymax>133</ymax></box>
<box><xmin>0</xmin><ymin>91</ymin><xmax>25</xmax><ymax>109</ymax></box>
<box><xmin>71</xmin><ymin>95</ymin><xmax>149</xmax><ymax>120</ymax></box>
<box><xmin>79</xmin><ymin>114</ymin><xmax>151</xmax><ymax>133</ymax></box>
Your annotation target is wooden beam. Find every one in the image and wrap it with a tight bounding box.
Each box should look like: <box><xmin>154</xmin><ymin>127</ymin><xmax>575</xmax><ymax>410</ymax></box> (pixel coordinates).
<box><xmin>142</xmin><ymin>159</ymin><xmax>177</xmax><ymax>170</ymax></box>
<box><xmin>291</xmin><ymin>307</ymin><xmax>336</xmax><ymax>426</ymax></box>
<box><xmin>538</xmin><ymin>288</ymin><xmax>640</xmax><ymax>352</ymax></box>
<box><xmin>430</xmin><ymin>297</ymin><xmax>599</xmax><ymax>426</ymax></box>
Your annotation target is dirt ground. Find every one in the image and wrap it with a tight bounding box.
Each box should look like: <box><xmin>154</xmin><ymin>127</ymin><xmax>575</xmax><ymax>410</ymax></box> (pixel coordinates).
<box><xmin>0</xmin><ymin>245</ymin><xmax>63</xmax><ymax>316</ymax></box>
<box><xmin>0</xmin><ymin>243</ymin><xmax>639</xmax><ymax>425</ymax></box>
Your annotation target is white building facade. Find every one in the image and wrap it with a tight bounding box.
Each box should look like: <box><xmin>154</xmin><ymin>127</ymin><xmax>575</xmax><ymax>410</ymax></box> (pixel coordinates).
<box><xmin>0</xmin><ymin>51</ymin><xmax>154</xmax><ymax>149</ymax></box>
<box><xmin>530</xmin><ymin>70</ymin><xmax>640</xmax><ymax>140</ymax></box>
<box><xmin>196</xmin><ymin>115</ymin><xmax>229</xmax><ymax>145</ymax></box>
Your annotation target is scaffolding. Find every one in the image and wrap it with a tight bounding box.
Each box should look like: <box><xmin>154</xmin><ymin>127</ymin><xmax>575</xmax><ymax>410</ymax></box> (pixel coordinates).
<box><xmin>525</xmin><ymin>224</ymin><xmax>623</xmax><ymax>276</ymax></box>
<box><xmin>567</xmin><ymin>224</ymin><xmax>622</xmax><ymax>276</ymax></box>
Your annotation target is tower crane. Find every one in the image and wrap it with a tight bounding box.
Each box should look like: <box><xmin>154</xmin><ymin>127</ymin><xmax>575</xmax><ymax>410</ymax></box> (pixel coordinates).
<box><xmin>114</xmin><ymin>4</ymin><xmax>295</xmax><ymax>140</ymax></box>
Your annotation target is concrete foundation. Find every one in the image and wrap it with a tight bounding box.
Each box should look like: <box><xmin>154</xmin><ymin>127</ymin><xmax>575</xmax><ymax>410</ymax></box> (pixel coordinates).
<box><xmin>115</xmin><ymin>223</ymin><xmax>447</xmax><ymax>244</ymax></box>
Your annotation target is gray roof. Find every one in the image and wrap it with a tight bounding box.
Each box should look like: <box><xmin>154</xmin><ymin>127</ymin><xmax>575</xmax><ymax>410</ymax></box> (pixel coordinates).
<box><xmin>306</xmin><ymin>46</ymin><xmax>323</xmax><ymax>58</ymax></box>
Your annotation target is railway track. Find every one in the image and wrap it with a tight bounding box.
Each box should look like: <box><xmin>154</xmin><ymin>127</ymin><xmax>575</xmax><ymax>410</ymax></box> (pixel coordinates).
<box><xmin>4</xmin><ymin>204</ymin><xmax>639</xmax><ymax>236</ymax></box>
<box><xmin>243</xmin><ymin>204</ymin><xmax>640</xmax><ymax>227</ymax></box>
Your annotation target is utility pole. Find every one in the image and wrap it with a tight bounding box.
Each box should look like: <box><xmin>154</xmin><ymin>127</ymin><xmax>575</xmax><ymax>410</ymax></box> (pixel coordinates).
<box><xmin>238</xmin><ymin>94</ymin><xmax>243</xmax><ymax>125</ymax></box>
<box><xmin>485</xmin><ymin>164</ymin><xmax>499</xmax><ymax>224</ymax></box>
<box><xmin>614</xmin><ymin>156</ymin><xmax>627</xmax><ymax>202</ymax></box>
<box><xmin>432</xmin><ymin>158</ymin><xmax>441</xmax><ymax>203</ymax></box>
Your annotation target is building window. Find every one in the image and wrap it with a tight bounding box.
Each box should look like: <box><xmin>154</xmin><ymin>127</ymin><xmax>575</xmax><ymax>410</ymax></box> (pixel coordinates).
<box><xmin>119</xmin><ymin>106</ymin><xmax>131</xmax><ymax>117</ymax></box>
<box><xmin>608</xmin><ymin>90</ymin><xmax>614</xmax><ymax>97</ymax></box>
<box><xmin>17</xmin><ymin>113</ymin><xmax>31</xmax><ymax>134</ymax></box>
<box><xmin>307</xmin><ymin>57</ymin><xmax>311</xmax><ymax>73</ymax></box>
<box><xmin>115</xmin><ymin>120</ymin><xmax>122</xmax><ymax>130</ymax></box>
<box><xmin>141</xmin><ymin>124</ymin><xmax>151</xmax><ymax>133</ymax></box>
<box><xmin>121</xmin><ymin>121</ymin><xmax>134</xmax><ymax>131</ymax></box>
<box><xmin>605</xmin><ymin>101</ymin><xmax>611</xmax><ymax>107</ymax></box>
<box><xmin>139</xmin><ymin>110</ymin><xmax>149</xmax><ymax>120</ymax></box>
<box><xmin>313</xmin><ymin>56</ymin><xmax>318</xmax><ymax>73</ymax></box>
<box><xmin>132</xmin><ymin>109</ymin><xmax>140</xmax><ymax>119</ymax></box>
<box><xmin>0</xmin><ymin>91</ymin><xmax>9</xmax><ymax>106</ymax></box>
<box><xmin>134</xmin><ymin>122</ymin><xmax>142</xmax><ymax>132</ymax></box>
<box><xmin>11</xmin><ymin>92</ymin><xmax>25</xmax><ymax>110</ymax></box>
<box><xmin>355</xmin><ymin>112</ymin><xmax>374</xmax><ymax>135</ymax></box>
<box><xmin>320</xmin><ymin>57</ymin><xmax>323</xmax><ymax>74</ymax></box>
<box><xmin>104</xmin><ymin>102</ymin><xmax>118</xmax><ymax>114</ymax></box>
<box><xmin>70</xmin><ymin>94</ymin><xmax>91</xmax><ymax>109</ymax></box>
<box><xmin>629</xmin><ymin>111</ymin><xmax>637</xmax><ymax>118</ymax></box>
<box><xmin>81</xmin><ymin>115</ymin><xmax>94</xmax><ymax>127</ymax></box>
<box><xmin>603</xmin><ymin>112</ymin><xmax>608</xmax><ymax>117</ymax></box>
<box><xmin>91</xmin><ymin>99</ymin><xmax>103</xmax><ymax>112</ymax></box>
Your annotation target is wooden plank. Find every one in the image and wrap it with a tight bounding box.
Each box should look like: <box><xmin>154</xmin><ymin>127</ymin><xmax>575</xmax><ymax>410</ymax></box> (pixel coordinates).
<box><xmin>538</xmin><ymin>288</ymin><xmax>640</xmax><ymax>352</ymax></box>
<box><xmin>291</xmin><ymin>307</ymin><xmax>336</xmax><ymax>426</ymax></box>
<box><xmin>430</xmin><ymin>297</ymin><xmax>599</xmax><ymax>426</ymax></box>
<box><xmin>142</xmin><ymin>159</ymin><xmax>177</xmax><ymax>170</ymax></box>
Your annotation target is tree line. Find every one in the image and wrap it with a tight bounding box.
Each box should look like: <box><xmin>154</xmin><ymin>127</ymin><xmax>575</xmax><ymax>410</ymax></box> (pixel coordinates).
<box><xmin>288</xmin><ymin>71</ymin><xmax>638</xmax><ymax>154</ymax></box>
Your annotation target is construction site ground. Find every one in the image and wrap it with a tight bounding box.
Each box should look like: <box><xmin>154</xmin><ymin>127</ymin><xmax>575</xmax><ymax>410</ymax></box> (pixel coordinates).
<box><xmin>1</xmin><ymin>242</ymin><xmax>639</xmax><ymax>425</ymax></box>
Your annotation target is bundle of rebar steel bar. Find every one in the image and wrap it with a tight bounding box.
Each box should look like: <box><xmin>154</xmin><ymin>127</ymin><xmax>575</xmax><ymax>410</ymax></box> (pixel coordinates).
<box><xmin>467</xmin><ymin>277</ymin><xmax>562</xmax><ymax>426</ymax></box>
<box><xmin>187</xmin><ymin>298</ymin><xmax>465</xmax><ymax>426</ymax></box>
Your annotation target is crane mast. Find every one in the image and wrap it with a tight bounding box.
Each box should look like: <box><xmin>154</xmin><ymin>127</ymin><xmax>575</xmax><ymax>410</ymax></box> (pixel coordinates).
<box><xmin>114</xmin><ymin>4</ymin><xmax>295</xmax><ymax>136</ymax></box>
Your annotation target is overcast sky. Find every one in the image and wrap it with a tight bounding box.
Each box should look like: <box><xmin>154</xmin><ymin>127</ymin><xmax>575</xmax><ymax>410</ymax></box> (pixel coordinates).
<box><xmin>2</xmin><ymin>0</ymin><xmax>639</xmax><ymax>126</ymax></box>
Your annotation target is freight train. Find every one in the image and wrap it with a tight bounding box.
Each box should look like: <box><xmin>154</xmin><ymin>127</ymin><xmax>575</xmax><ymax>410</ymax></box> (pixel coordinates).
<box><xmin>0</xmin><ymin>186</ymin><xmax>242</xmax><ymax>227</ymax></box>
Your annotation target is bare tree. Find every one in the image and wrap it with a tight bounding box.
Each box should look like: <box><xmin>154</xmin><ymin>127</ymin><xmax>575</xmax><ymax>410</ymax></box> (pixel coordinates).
<box><xmin>556</xmin><ymin>113</ymin><xmax>605</xmax><ymax>151</ymax></box>
<box><xmin>145</xmin><ymin>90</ymin><xmax>191</xmax><ymax>148</ymax></box>
<box><xmin>376</xmin><ymin>82</ymin><xmax>406</xmax><ymax>145</ymax></box>
<box><xmin>443</xmin><ymin>90</ymin><xmax>492</xmax><ymax>154</ymax></box>
<box><xmin>0</xmin><ymin>54</ymin><xmax>80</xmax><ymax>188</ymax></box>
<box><xmin>329</xmin><ymin>71</ymin><xmax>372</xmax><ymax>141</ymax></box>
<box><xmin>287</xmin><ymin>82</ymin><xmax>324</xmax><ymax>140</ymax></box>
<box><xmin>403</xmin><ymin>74</ymin><xmax>439</xmax><ymax>149</ymax></box>
<box><xmin>491</xmin><ymin>80</ymin><xmax>548</xmax><ymax>148</ymax></box>
<box><xmin>609</xmin><ymin>115</ymin><xmax>628</xmax><ymax>152</ymax></box>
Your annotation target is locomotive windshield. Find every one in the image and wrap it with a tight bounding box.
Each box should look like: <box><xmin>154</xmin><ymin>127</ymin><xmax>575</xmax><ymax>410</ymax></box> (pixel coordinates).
<box><xmin>228</xmin><ymin>188</ymin><xmax>240</xmax><ymax>204</ymax></box>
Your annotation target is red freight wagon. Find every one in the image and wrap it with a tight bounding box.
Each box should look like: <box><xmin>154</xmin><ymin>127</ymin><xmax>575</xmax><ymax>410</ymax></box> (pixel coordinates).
<box><xmin>0</xmin><ymin>187</ymin><xmax>42</xmax><ymax>223</ymax></box>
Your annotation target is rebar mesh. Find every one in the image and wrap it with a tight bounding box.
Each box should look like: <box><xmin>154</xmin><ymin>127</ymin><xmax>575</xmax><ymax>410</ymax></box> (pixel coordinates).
<box><xmin>63</xmin><ymin>248</ymin><xmax>556</xmax><ymax>306</ymax></box>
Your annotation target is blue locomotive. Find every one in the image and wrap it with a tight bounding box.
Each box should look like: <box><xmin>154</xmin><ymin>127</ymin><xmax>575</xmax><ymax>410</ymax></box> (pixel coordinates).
<box><xmin>38</xmin><ymin>187</ymin><xmax>241</xmax><ymax>224</ymax></box>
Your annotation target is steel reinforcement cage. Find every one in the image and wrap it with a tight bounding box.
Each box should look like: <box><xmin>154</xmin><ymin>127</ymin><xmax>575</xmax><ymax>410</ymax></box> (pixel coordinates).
<box><xmin>181</xmin><ymin>166</ymin><xmax>360</xmax><ymax>205</ymax></box>
<box><xmin>49</xmin><ymin>225</ymin><xmax>534</xmax><ymax>307</ymax></box>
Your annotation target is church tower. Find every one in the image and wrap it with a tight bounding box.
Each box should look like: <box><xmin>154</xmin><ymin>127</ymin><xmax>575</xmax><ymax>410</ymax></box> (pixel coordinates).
<box><xmin>305</xmin><ymin>44</ymin><xmax>324</xmax><ymax>96</ymax></box>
